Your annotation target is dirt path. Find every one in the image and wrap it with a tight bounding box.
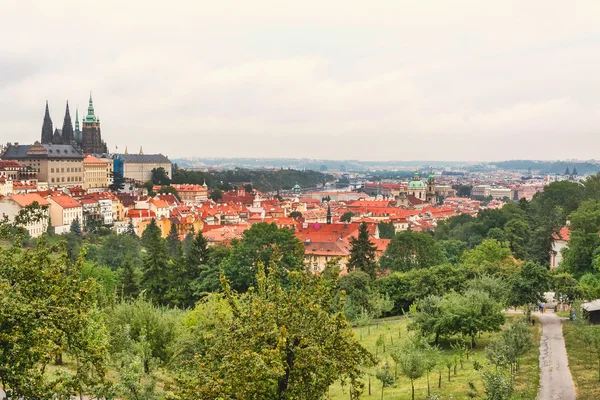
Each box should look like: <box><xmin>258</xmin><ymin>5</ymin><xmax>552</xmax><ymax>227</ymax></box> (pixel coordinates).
<box><xmin>535</xmin><ymin>311</ymin><xmax>576</xmax><ymax>400</ymax></box>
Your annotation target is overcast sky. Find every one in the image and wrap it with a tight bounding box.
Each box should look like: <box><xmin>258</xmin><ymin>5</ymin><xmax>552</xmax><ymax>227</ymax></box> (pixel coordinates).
<box><xmin>1</xmin><ymin>1</ymin><xmax>599</xmax><ymax>161</ymax></box>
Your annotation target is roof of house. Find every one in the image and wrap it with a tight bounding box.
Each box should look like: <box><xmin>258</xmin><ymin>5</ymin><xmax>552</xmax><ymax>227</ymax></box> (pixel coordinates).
<box><xmin>49</xmin><ymin>195</ymin><xmax>82</xmax><ymax>209</ymax></box>
<box><xmin>9</xmin><ymin>193</ymin><xmax>50</xmax><ymax>207</ymax></box>
<box><xmin>114</xmin><ymin>153</ymin><xmax>171</xmax><ymax>164</ymax></box>
<box><xmin>84</xmin><ymin>155</ymin><xmax>110</xmax><ymax>165</ymax></box>
<box><xmin>2</xmin><ymin>143</ymin><xmax>84</xmax><ymax>160</ymax></box>
<box><xmin>552</xmin><ymin>226</ymin><xmax>571</xmax><ymax>242</ymax></box>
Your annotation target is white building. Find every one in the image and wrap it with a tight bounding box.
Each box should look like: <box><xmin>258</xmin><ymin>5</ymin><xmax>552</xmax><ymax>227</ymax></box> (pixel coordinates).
<box><xmin>47</xmin><ymin>195</ymin><xmax>83</xmax><ymax>234</ymax></box>
<box><xmin>0</xmin><ymin>193</ymin><xmax>50</xmax><ymax>237</ymax></box>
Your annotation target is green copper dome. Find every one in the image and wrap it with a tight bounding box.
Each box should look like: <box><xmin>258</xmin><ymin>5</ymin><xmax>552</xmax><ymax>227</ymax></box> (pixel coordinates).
<box><xmin>408</xmin><ymin>180</ymin><xmax>426</xmax><ymax>188</ymax></box>
<box><xmin>428</xmin><ymin>173</ymin><xmax>435</xmax><ymax>183</ymax></box>
<box><xmin>84</xmin><ymin>91</ymin><xmax>98</xmax><ymax>123</ymax></box>
<box><xmin>408</xmin><ymin>170</ymin><xmax>426</xmax><ymax>188</ymax></box>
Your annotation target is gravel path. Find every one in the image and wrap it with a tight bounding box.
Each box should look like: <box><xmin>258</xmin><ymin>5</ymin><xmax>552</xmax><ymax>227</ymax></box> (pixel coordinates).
<box><xmin>535</xmin><ymin>311</ymin><xmax>576</xmax><ymax>400</ymax></box>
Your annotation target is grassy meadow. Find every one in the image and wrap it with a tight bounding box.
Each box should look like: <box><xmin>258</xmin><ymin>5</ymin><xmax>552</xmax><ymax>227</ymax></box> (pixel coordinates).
<box><xmin>327</xmin><ymin>314</ymin><xmax>540</xmax><ymax>400</ymax></box>
<box><xmin>562</xmin><ymin>321</ymin><xmax>600</xmax><ymax>400</ymax></box>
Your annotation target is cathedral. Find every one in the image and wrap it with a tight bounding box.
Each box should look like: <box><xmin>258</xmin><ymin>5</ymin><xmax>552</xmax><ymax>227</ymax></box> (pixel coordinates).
<box><xmin>41</xmin><ymin>93</ymin><xmax>108</xmax><ymax>154</ymax></box>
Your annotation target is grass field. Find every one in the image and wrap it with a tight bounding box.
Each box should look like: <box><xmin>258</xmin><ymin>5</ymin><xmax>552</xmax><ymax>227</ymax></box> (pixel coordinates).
<box><xmin>327</xmin><ymin>314</ymin><xmax>540</xmax><ymax>400</ymax></box>
<box><xmin>562</xmin><ymin>321</ymin><xmax>600</xmax><ymax>400</ymax></box>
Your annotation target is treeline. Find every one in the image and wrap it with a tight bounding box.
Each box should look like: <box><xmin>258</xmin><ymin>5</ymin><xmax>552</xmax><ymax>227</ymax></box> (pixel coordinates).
<box><xmin>491</xmin><ymin>160</ymin><xmax>600</xmax><ymax>175</ymax></box>
<box><xmin>171</xmin><ymin>165</ymin><xmax>334</xmax><ymax>192</ymax></box>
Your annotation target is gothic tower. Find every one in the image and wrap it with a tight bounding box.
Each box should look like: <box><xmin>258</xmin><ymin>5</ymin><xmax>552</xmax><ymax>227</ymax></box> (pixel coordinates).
<box><xmin>326</xmin><ymin>204</ymin><xmax>332</xmax><ymax>224</ymax></box>
<box><xmin>41</xmin><ymin>101</ymin><xmax>53</xmax><ymax>144</ymax></box>
<box><xmin>74</xmin><ymin>108</ymin><xmax>82</xmax><ymax>146</ymax></box>
<box><xmin>61</xmin><ymin>101</ymin><xmax>74</xmax><ymax>144</ymax></box>
<box><xmin>81</xmin><ymin>92</ymin><xmax>107</xmax><ymax>154</ymax></box>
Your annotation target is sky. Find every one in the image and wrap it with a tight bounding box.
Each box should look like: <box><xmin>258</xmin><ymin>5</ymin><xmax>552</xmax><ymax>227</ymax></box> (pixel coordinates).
<box><xmin>1</xmin><ymin>0</ymin><xmax>600</xmax><ymax>161</ymax></box>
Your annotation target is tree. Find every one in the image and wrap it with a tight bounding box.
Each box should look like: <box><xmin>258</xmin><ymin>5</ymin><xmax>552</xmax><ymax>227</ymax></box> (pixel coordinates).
<box><xmin>125</xmin><ymin>219</ymin><xmax>137</xmax><ymax>237</ymax></box>
<box><xmin>396</xmin><ymin>339</ymin><xmax>426</xmax><ymax>400</ymax></box>
<box><xmin>141</xmin><ymin>219</ymin><xmax>171</xmax><ymax>305</ymax></box>
<box><xmin>504</xmin><ymin>218</ymin><xmax>531</xmax><ymax>260</ymax></box>
<box><xmin>507</xmin><ymin>261</ymin><xmax>550</xmax><ymax>313</ymax></box>
<box><xmin>151</xmin><ymin>167</ymin><xmax>171</xmax><ymax>185</ymax></box>
<box><xmin>120</xmin><ymin>256</ymin><xmax>140</xmax><ymax>299</ymax></box>
<box><xmin>482</xmin><ymin>371</ymin><xmax>513</xmax><ymax>400</ymax></box>
<box><xmin>340</xmin><ymin>211</ymin><xmax>354</xmax><ymax>223</ymax></box>
<box><xmin>98</xmin><ymin>232</ymin><xmax>141</xmax><ymax>270</ymax></box>
<box><xmin>375</xmin><ymin>361</ymin><xmax>396</xmax><ymax>400</ymax></box>
<box><xmin>379</xmin><ymin>230</ymin><xmax>446</xmax><ymax>272</ymax></box>
<box><xmin>166</xmin><ymin>223</ymin><xmax>181</xmax><ymax>259</ymax></box>
<box><xmin>221</xmin><ymin>223</ymin><xmax>305</xmax><ymax>291</ymax></box>
<box><xmin>70</xmin><ymin>216</ymin><xmax>82</xmax><ymax>236</ymax></box>
<box><xmin>461</xmin><ymin>239</ymin><xmax>516</xmax><ymax>277</ymax></box>
<box><xmin>289</xmin><ymin>210</ymin><xmax>303</xmax><ymax>219</ymax></box>
<box><xmin>561</xmin><ymin>200</ymin><xmax>600</xmax><ymax>277</ymax></box>
<box><xmin>438</xmin><ymin>240</ymin><xmax>467</xmax><ymax>264</ymax></box>
<box><xmin>0</xmin><ymin>235</ymin><xmax>110</xmax><ymax>398</ymax></box>
<box><xmin>552</xmin><ymin>272</ymin><xmax>582</xmax><ymax>313</ymax></box>
<box><xmin>348</xmin><ymin>222</ymin><xmax>378</xmax><ymax>279</ymax></box>
<box><xmin>377</xmin><ymin>221</ymin><xmax>396</xmax><ymax>239</ymax></box>
<box><xmin>175</xmin><ymin>256</ymin><xmax>376</xmax><ymax>399</ymax></box>
<box><xmin>243</xmin><ymin>183</ymin><xmax>253</xmax><ymax>193</ymax></box>
<box><xmin>210</xmin><ymin>188</ymin><xmax>223</xmax><ymax>202</ymax></box>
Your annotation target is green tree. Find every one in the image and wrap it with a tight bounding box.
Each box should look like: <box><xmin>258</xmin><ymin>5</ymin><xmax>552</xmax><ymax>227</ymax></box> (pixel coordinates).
<box><xmin>0</xmin><ymin>236</ymin><xmax>110</xmax><ymax>398</ymax></box>
<box><xmin>379</xmin><ymin>230</ymin><xmax>446</xmax><ymax>272</ymax></box>
<box><xmin>507</xmin><ymin>261</ymin><xmax>550</xmax><ymax>313</ymax></box>
<box><xmin>504</xmin><ymin>218</ymin><xmax>531</xmax><ymax>260</ymax></box>
<box><xmin>552</xmin><ymin>272</ymin><xmax>582</xmax><ymax>313</ymax></box>
<box><xmin>375</xmin><ymin>361</ymin><xmax>396</xmax><ymax>400</ymax></box>
<box><xmin>397</xmin><ymin>339</ymin><xmax>426</xmax><ymax>400</ymax></box>
<box><xmin>562</xmin><ymin>200</ymin><xmax>600</xmax><ymax>277</ymax></box>
<box><xmin>221</xmin><ymin>223</ymin><xmax>304</xmax><ymax>291</ymax></box>
<box><xmin>348</xmin><ymin>222</ymin><xmax>378</xmax><ymax>279</ymax></box>
<box><xmin>210</xmin><ymin>188</ymin><xmax>223</xmax><ymax>202</ymax></box>
<box><xmin>175</xmin><ymin>256</ymin><xmax>376</xmax><ymax>399</ymax></box>
<box><xmin>377</xmin><ymin>221</ymin><xmax>396</xmax><ymax>239</ymax></box>
<box><xmin>140</xmin><ymin>219</ymin><xmax>171</xmax><ymax>305</ymax></box>
<box><xmin>289</xmin><ymin>210</ymin><xmax>303</xmax><ymax>219</ymax></box>
<box><xmin>98</xmin><ymin>232</ymin><xmax>141</xmax><ymax>270</ymax></box>
<box><xmin>166</xmin><ymin>223</ymin><xmax>181</xmax><ymax>259</ymax></box>
<box><xmin>70</xmin><ymin>216</ymin><xmax>82</xmax><ymax>236</ymax></box>
<box><xmin>461</xmin><ymin>239</ymin><xmax>515</xmax><ymax>277</ymax></box>
<box><xmin>151</xmin><ymin>167</ymin><xmax>171</xmax><ymax>185</ymax></box>
<box><xmin>340</xmin><ymin>211</ymin><xmax>355</xmax><ymax>223</ymax></box>
<box><xmin>438</xmin><ymin>240</ymin><xmax>467</xmax><ymax>264</ymax></box>
<box><xmin>120</xmin><ymin>255</ymin><xmax>140</xmax><ymax>299</ymax></box>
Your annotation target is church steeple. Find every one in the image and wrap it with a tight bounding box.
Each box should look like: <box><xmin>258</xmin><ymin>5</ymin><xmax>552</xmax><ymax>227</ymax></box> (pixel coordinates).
<box><xmin>41</xmin><ymin>101</ymin><xmax>53</xmax><ymax>144</ymax></box>
<box><xmin>327</xmin><ymin>204</ymin><xmax>332</xmax><ymax>224</ymax></box>
<box><xmin>565</xmin><ymin>166</ymin><xmax>570</xmax><ymax>176</ymax></box>
<box><xmin>61</xmin><ymin>101</ymin><xmax>74</xmax><ymax>144</ymax></box>
<box><xmin>84</xmin><ymin>91</ymin><xmax>97</xmax><ymax>123</ymax></box>
<box><xmin>74</xmin><ymin>108</ymin><xmax>82</xmax><ymax>145</ymax></box>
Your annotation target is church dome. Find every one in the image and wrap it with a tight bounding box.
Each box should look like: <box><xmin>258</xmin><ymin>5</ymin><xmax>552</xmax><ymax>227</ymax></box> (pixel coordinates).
<box><xmin>408</xmin><ymin>180</ymin><xmax>426</xmax><ymax>189</ymax></box>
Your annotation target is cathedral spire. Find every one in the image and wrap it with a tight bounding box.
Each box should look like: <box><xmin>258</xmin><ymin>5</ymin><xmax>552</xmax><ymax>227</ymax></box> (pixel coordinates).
<box><xmin>84</xmin><ymin>91</ymin><xmax>97</xmax><ymax>123</ymax></box>
<box><xmin>61</xmin><ymin>101</ymin><xmax>74</xmax><ymax>144</ymax></box>
<box><xmin>326</xmin><ymin>204</ymin><xmax>332</xmax><ymax>224</ymax></box>
<box><xmin>41</xmin><ymin>101</ymin><xmax>53</xmax><ymax>144</ymax></box>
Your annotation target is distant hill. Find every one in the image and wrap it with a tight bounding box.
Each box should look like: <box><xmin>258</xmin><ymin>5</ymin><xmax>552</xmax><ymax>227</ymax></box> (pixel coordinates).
<box><xmin>172</xmin><ymin>166</ymin><xmax>334</xmax><ymax>193</ymax></box>
<box><xmin>489</xmin><ymin>160</ymin><xmax>600</xmax><ymax>175</ymax></box>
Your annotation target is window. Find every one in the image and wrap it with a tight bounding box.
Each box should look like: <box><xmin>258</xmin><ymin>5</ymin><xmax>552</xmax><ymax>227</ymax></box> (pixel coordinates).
<box><xmin>51</xmin><ymin>168</ymin><xmax>54</xmax><ymax>173</ymax></box>
<box><xmin>61</xmin><ymin>168</ymin><xmax>64</xmax><ymax>173</ymax></box>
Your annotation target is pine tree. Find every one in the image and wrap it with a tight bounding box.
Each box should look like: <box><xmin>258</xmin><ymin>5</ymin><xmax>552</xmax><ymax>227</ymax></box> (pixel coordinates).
<box><xmin>141</xmin><ymin>219</ymin><xmax>171</xmax><ymax>305</ymax></box>
<box><xmin>125</xmin><ymin>220</ymin><xmax>137</xmax><ymax>237</ymax></box>
<box><xmin>348</xmin><ymin>222</ymin><xmax>378</xmax><ymax>279</ymax></box>
<box><xmin>121</xmin><ymin>256</ymin><xmax>139</xmax><ymax>299</ymax></box>
<box><xmin>70</xmin><ymin>217</ymin><xmax>82</xmax><ymax>237</ymax></box>
<box><xmin>178</xmin><ymin>231</ymin><xmax>211</xmax><ymax>307</ymax></box>
<box><xmin>166</xmin><ymin>223</ymin><xmax>181</xmax><ymax>259</ymax></box>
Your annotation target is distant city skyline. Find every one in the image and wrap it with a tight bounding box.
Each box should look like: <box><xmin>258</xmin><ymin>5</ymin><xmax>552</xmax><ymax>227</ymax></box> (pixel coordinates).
<box><xmin>2</xmin><ymin>1</ymin><xmax>600</xmax><ymax>161</ymax></box>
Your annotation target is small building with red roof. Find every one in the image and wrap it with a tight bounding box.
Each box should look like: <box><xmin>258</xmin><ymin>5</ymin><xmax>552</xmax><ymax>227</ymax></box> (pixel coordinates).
<box><xmin>0</xmin><ymin>193</ymin><xmax>50</xmax><ymax>237</ymax></box>
<box><xmin>47</xmin><ymin>195</ymin><xmax>83</xmax><ymax>234</ymax></box>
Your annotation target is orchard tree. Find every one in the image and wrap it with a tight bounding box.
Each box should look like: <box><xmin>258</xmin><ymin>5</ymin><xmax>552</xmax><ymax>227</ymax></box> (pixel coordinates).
<box><xmin>175</xmin><ymin>254</ymin><xmax>376</xmax><ymax>399</ymax></box>
<box><xmin>166</xmin><ymin>223</ymin><xmax>181</xmax><ymax>259</ymax></box>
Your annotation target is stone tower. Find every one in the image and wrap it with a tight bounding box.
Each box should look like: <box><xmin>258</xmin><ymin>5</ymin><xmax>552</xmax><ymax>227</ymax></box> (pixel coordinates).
<box><xmin>41</xmin><ymin>101</ymin><xmax>53</xmax><ymax>144</ymax></box>
<box><xmin>74</xmin><ymin>108</ymin><xmax>82</xmax><ymax>146</ymax></box>
<box><xmin>61</xmin><ymin>101</ymin><xmax>74</xmax><ymax>144</ymax></box>
<box><xmin>81</xmin><ymin>92</ymin><xmax>107</xmax><ymax>154</ymax></box>
<box><xmin>426</xmin><ymin>168</ymin><xmax>436</xmax><ymax>205</ymax></box>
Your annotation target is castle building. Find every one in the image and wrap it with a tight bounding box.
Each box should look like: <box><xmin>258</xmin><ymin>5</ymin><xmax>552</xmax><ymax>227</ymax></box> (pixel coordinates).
<box><xmin>113</xmin><ymin>148</ymin><xmax>172</xmax><ymax>183</ymax></box>
<box><xmin>81</xmin><ymin>93</ymin><xmax>108</xmax><ymax>154</ymax></box>
<box><xmin>40</xmin><ymin>93</ymin><xmax>107</xmax><ymax>154</ymax></box>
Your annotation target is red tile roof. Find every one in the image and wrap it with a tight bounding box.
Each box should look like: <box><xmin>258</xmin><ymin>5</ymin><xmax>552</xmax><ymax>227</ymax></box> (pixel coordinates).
<box><xmin>9</xmin><ymin>193</ymin><xmax>50</xmax><ymax>207</ymax></box>
<box><xmin>49</xmin><ymin>195</ymin><xmax>82</xmax><ymax>209</ymax></box>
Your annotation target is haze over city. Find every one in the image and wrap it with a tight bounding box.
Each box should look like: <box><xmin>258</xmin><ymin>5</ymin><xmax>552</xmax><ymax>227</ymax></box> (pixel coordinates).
<box><xmin>2</xmin><ymin>0</ymin><xmax>600</xmax><ymax>160</ymax></box>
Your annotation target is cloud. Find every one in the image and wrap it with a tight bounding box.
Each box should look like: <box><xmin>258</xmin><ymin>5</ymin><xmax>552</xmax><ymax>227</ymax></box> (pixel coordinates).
<box><xmin>1</xmin><ymin>0</ymin><xmax>600</xmax><ymax>161</ymax></box>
